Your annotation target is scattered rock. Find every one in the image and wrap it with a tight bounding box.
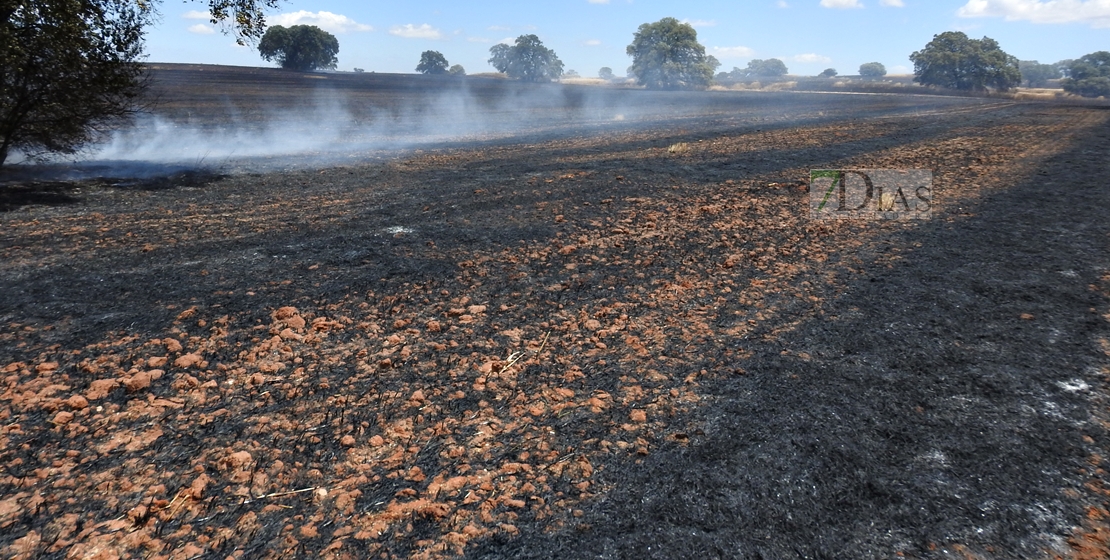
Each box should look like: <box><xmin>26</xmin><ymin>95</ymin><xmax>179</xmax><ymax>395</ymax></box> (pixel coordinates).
<box><xmin>174</xmin><ymin>353</ymin><xmax>204</xmax><ymax>368</ymax></box>
<box><xmin>125</xmin><ymin>370</ymin><xmax>164</xmax><ymax>392</ymax></box>
<box><xmin>86</xmin><ymin>379</ymin><xmax>120</xmax><ymax>400</ymax></box>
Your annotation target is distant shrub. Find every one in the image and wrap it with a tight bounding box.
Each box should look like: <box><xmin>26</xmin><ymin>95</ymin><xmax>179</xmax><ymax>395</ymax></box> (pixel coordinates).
<box><xmin>1018</xmin><ymin>60</ymin><xmax>1060</xmax><ymax>88</ymax></box>
<box><xmin>859</xmin><ymin>62</ymin><xmax>886</xmax><ymax>79</ymax></box>
<box><xmin>731</xmin><ymin>59</ymin><xmax>789</xmax><ymax>79</ymax></box>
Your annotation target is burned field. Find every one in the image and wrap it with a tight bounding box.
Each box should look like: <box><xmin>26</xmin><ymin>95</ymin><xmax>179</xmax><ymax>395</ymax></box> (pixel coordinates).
<box><xmin>2</xmin><ymin>65</ymin><xmax>1110</xmax><ymax>559</ymax></box>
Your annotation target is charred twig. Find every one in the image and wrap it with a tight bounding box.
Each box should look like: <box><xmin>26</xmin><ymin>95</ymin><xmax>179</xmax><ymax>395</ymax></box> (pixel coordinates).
<box><xmin>242</xmin><ymin>486</ymin><xmax>322</xmax><ymax>504</ymax></box>
<box><xmin>501</xmin><ymin>331</ymin><xmax>551</xmax><ymax>376</ymax></box>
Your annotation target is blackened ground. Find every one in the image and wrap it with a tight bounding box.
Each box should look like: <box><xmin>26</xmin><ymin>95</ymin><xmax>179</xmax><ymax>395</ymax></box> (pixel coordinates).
<box><xmin>1</xmin><ymin>70</ymin><xmax>1109</xmax><ymax>560</ymax></box>
<box><xmin>465</xmin><ymin>115</ymin><xmax>1110</xmax><ymax>558</ymax></box>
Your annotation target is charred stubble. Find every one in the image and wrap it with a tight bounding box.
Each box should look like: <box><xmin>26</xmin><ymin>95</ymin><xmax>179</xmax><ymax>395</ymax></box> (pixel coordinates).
<box><xmin>1</xmin><ymin>66</ymin><xmax>1109</xmax><ymax>559</ymax></box>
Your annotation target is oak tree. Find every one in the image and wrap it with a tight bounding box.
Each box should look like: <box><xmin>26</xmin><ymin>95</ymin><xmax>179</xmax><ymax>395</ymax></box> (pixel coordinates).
<box><xmin>258</xmin><ymin>25</ymin><xmax>339</xmax><ymax>72</ymax></box>
<box><xmin>910</xmin><ymin>32</ymin><xmax>1020</xmax><ymax>92</ymax></box>
<box><xmin>626</xmin><ymin>17</ymin><xmax>714</xmax><ymax>89</ymax></box>
<box><xmin>488</xmin><ymin>35</ymin><xmax>564</xmax><ymax>82</ymax></box>
<box><xmin>417</xmin><ymin>50</ymin><xmax>449</xmax><ymax>75</ymax></box>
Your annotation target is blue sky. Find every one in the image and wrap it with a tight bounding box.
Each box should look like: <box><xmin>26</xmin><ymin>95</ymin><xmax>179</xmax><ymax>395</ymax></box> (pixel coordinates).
<box><xmin>145</xmin><ymin>0</ymin><xmax>1109</xmax><ymax>77</ymax></box>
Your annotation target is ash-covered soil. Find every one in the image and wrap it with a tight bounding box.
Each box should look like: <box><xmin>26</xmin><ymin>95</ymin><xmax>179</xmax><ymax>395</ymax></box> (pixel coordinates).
<box><xmin>1</xmin><ymin>68</ymin><xmax>1109</xmax><ymax>559</ymax></box>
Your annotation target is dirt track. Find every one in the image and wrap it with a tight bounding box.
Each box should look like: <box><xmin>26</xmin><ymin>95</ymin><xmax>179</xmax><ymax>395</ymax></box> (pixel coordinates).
<box><xmin>2</xmin><ymin>68</ymin><xmax>1110</xmax><ymax>559</ymax></box>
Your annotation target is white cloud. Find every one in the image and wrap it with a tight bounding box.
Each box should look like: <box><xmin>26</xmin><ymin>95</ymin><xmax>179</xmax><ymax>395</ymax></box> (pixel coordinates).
<box><xmin>711</xmin><ymin>46</ymin><xmax>757</xmax><ymax>59</ymax></box>
<box><xmin>792</xmin><ymin>53</ymin><xmax>833</xmax><ymax>63</ymax></box>
<box><xmin>268</xmin><ymin>11</ymin><xmax>373</xmax><ymax>33</ymax></box>
<box><xmin>467</xmin><ymin>37</ymin><xmax>492</xmax><ymax>43</ymax></box>
<box><xmin>957</xmin><ymin>0</ymin><xmax>1110</xmax><ymax>27</ymax></box>
<box><xmin>182</xmin><ymin>10</ymin><xmax>212</xmax><ymax>20</ymax></box>
<box><xmin>488</xmin><ymin>25</ymin><xmax>511</xmax><ymax>31</ymax></box>
<box><xmin>820</xmin><ymin>0</ymin><xmax>864</xmax><ymax>7</ymax></box>
<box><xmin>389</xmin><ymin>24</ymin><xmax>443</xmax><ymax>39</ymax></box>
<box><xmin>588</xmin><ymin>0</ymin><xmax>610</xmax><ymax>3</ymax></box>
<box><xmin>880</xmin><ymin>0</ymin><xmax>904</xmax><ymax>5</ymax></box>
<box><xmin>777</xmin><ymin>0</ymin><xmax>790</xmax><ymax>6</ymax></box>
<box><xmin>188</xmin><ymin>23</ymin><xmax>215</xmax><ymax>35</ymax></box>
<box><xmin>682</xmin><ymin>19</ymin><xmax>717</xmax><ymax>27</ymax></box>
<box><xmin>584</xmin><ymin>39</ymin><xmax>603</xmax><ymax>46</ymax></box>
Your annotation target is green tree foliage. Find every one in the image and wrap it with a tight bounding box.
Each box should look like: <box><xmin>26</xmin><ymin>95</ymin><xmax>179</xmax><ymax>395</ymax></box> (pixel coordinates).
<box><xmin>0</xmin><ymin>0</ymin><xmax>150</xmax><ymax>166</ymax></box>
<box><xmin>448</xmin><ymin>64</ymin><xmax>466</xmax><ymax>76</ymax></box>
<box><xmin>488</xmin><ymin>35</ymin><xmax>564</xmax><ymax>82</ymax></box>
<box><xmin>1018</xmin><ymin>60</ymin><xmax>1060</xmax><ymax>88</ymax></box>
<box><xmin>818</xmin><ymin>68</ymin><xmax>838</xmax><ymax>78</ymax></box>
<box><xmin>416</xmin><ymin>50</ymin><xmax>449</xmax><ymax>75</ymax></box>
<box><xmin>1062</xmin><ymin>52</ymin><xmax>1110</xmax><ymax>98</ymax></box>
<box><xmin>626</xmin><ymin>17</ymin><xmax>714</xmax><ymax>89</ymax></box>
<box><xmin>859</xmin><ymin>62</ymin><xmax>887</xmax><ymax>78</ymax></box>
<box><xmin>258</xmin><ymin>25</ymin><xmax>339</xmax><ymax>71</ymax></box>
<box><xmin>706</xmin><ymin>55</ymin><xmax>721</xmax><ymax>74</ymax></box>
<box><xmin>598</xmin><ymin>67</ymin><xmax>614</xmax><ymax>80</ymax></box>
<box><xmin>910</xmin><ymin>31</ymin><xmax>1021</xmax><ymax>92</ymax></box>
<box><xmin>1055</xmin><ymin>59</ymin><xmax>1075</xmax><ymax>78</ymax></box>
<box><xmin>203</xmin><ymin>0</ymin><xmax>281</xmax><ymax>43</ymax></box>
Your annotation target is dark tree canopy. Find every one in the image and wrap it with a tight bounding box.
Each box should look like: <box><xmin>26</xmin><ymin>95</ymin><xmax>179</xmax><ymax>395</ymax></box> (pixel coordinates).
<box><xmin>448</xmin><ymin>64</ymin><xmax>466</xmax><ymax>76</ymax></box>
<box><xmin>859</xmin><ymin>62</ymin><xmax>887</xmax><ymax>78</ymax></box>
<box><xmin>910</xmin><ymin>32</ymin><xmax>1021</xmax><ymax>92</ymax></box>
<box><xmin>1018</xmin><ymin>60</ymin><xmax>1060</xmax><ymax>88</ymax></box>
<box><xmin>625</xmin><ymin>17</ymin><xmax>714</xmax><ymax>90</ymax></box>
<box><xmin>818</xmin><ymin>68</ymin><xmax>838</xmax><ymax>78</ymax></box>
<box><xmin>0</xmin><ymin>0</ymin><xmax>281</xmax><ymax>166</ymax></box>
<box><xmin>598</xmin><ymin>67</ymin><xmax>614</xmax><ymax>80</ymax></box>
<box><xmin>1062</xmin><ymin>52</ymin><xmax>1110</xmax><ymax>98</ymax></box>
<box><xmin>416</xmin><ymin>50</ymin><xmax>449</xmax><ymax>75</ymax></box>
<box><xmin>488</xmin><ymin>35</ymin><xmax>564</xmax><ymax>82</ymax></box>
<box><xmin>258</xmin><ymin>25</ymin><xmax>339</xmax><ymax>71</ymax></box>
<box><xmin>0</xmin><ymin>0</ymin><xmax>150</xmax><ymax>166</ymax></box>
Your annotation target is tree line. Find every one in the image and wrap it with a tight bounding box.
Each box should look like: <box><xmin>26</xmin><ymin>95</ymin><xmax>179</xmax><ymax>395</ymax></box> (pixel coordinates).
<box><xmin>3</xmin><ymin>4</ymin><xmax>1109</xmax><ymax>167</ymax></box>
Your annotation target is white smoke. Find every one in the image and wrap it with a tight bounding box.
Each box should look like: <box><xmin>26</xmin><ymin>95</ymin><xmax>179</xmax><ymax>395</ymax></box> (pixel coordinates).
<box><xmin>70</xmin><ymin>81</ymin><xmax>663</xmax><ymax>172</ymax></box>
